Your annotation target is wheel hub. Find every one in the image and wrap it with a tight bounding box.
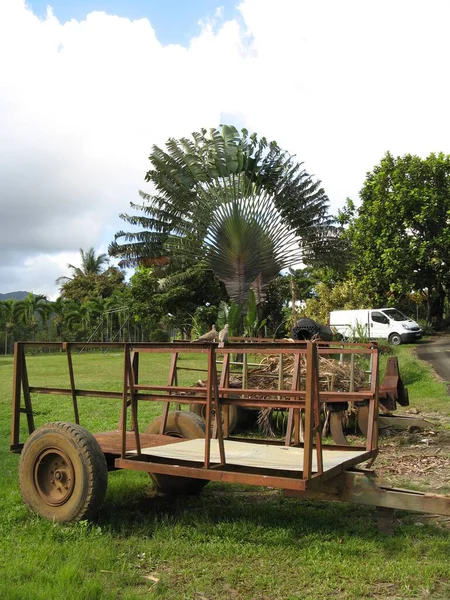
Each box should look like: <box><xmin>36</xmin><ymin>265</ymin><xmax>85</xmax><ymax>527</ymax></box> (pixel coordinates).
<box><xmin>164</xmin><ymin>430</ymin><xmax>185</xmax><ymax>438</ymax></box>
<box><xmin>34</xmin><ymin>448</ymin><xmax>75</xmax><ymax>506</ymax></box>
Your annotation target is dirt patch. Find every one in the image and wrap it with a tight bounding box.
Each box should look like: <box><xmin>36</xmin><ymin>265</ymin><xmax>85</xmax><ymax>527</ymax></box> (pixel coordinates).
<box><xmin>373</xmin><ymin>413</ymin><xmax>450</xmax><ymax>494</ymax></box>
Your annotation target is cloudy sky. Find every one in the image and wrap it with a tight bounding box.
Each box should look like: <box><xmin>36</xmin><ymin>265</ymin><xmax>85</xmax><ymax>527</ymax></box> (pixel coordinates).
<box><xmin>1</xmin><ymin>0</ymin><xmax>450</xmax><ymax>299</ymax></box>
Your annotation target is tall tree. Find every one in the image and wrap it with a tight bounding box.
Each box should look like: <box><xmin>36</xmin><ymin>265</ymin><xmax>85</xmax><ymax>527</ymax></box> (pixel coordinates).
<box><xmin>48</xmin><ymin>297</ymin><xmax>75</xmax><ymax>341</ymax></box>
<box><xmin>57</xmin><ymin>247</ymin><xmax>109</xmax><ymax>284</ymax></box>
<box><xmin>0</xmin><ymin>299</ymin><xmax>21</xmax><ymax>353</ymax></box>
<box><xmin>346</xmin><ymin>152</ymin><xmax>450</xmax><ymax>324</ymax></box>
<box><xmin>110</xmin><ymin>125</ymin><xmax>341</xmax><ymax>305</ymax></box>
<box><xmin>57</xmin><ymin>248</ymin><xmax>124</xmax><ymax>303</ymax></box>
<box><xmin>17</xmin><ymin>293</ymin><xmax>49</xmax><ymax>340</ymax></box>
<box><xmin>129</xmin><ymin>264</ymin><xmax>227</xmax><ymax>339</ymax></box>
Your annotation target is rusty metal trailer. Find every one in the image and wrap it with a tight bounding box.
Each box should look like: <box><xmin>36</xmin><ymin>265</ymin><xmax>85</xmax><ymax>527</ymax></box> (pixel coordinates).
<box><xmin>10</xmin><ymin>340</ymin><xmax>450</xmax><ymax>530</ymax></box>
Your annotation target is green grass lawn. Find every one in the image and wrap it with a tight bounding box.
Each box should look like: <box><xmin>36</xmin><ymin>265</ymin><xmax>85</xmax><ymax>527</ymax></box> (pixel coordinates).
<box><xmin>1</xmin><ymin>343</ymin><xmax>450</xmax><ymax>599</ymax></box>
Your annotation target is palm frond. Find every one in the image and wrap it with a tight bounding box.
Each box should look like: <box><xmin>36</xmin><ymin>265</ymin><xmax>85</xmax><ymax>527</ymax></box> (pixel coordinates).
<box><xmin>111</xmin><ymin>125</ymin><xmax>342</xmax><ymax>299</ymax></box>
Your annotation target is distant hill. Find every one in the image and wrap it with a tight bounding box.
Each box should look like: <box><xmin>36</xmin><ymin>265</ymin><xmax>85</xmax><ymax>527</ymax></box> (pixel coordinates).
<box><xmin>0</xmin><ymin>291</ymin><xmax>29</xmax><ymax>301</ymax></box>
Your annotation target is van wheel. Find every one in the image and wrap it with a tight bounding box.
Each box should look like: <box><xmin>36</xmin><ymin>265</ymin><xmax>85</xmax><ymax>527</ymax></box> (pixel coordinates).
<box><xmin>19</xmin><ymin>422</ymin><xmax>108</xmax><ymax>523</ymax></box>
<box><xmin>145</xmin><ymin>411</ymin><xmax>208</xmax><ymax>495</ymax></box>
<box><xmin>389</xmin><ymin>333</ymin><xmax>402</xmax><ymax>346</ymax></box>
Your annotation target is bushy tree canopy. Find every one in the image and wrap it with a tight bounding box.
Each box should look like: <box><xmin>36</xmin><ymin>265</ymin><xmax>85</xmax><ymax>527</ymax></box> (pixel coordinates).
<box><xmin>345</xmin><ymin>152</ymin><xmax>450</xmax><ymax>324</ymax></box>
<box><xmin>57</xmin><ymin>247</ymin><xmax>124</xmax><ymax>303</ymax></box>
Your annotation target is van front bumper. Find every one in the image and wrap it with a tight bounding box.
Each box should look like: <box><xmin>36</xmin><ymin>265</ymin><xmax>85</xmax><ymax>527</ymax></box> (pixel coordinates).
<box><xmin>401</xmin><ymin>331</ymin><xmax>422</xmax><ymax>343</ymax></box>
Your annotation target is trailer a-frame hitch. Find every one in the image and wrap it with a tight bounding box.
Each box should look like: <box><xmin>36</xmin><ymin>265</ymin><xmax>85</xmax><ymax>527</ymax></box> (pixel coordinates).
<box><xmin>283</xmin><ymin>469</ymin><xmax>450</xmax><ymax>533</ymax></box>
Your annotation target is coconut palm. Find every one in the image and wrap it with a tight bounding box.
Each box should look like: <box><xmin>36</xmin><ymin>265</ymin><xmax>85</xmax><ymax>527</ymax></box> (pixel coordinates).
<box><xmin>65</xmin><ymin>302</ymin><xmax>97</xmax><ymax>340</ymax></box>
<box><xmin>17</xmin><ymin>293</ymin><xmax>50</xmax><ymax>341</ymax></box>
<box><xmin>110</xmin><ymin>125</ymin><xmax>340</xmax><ymax>305</ymax></box>
<box><xmin>48</xmin><ymin>297</ymin><xmax>76</xmax><ymax>341</ymax></box>
<box><xmin>1</xmin><ymin>299</ymin><xmax>21</xmax><ymax>354</ymax></box>
<box><xmin>57</xmin><ymin>247</ymin><xmax>109</xmax><ymax>286</ymax></box>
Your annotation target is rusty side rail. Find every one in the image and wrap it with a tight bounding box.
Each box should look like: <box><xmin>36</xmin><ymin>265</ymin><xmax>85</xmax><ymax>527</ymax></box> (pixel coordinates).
<box><xmin>10</xmin><ymin>341</ymin><xmax>379</xmax><ymax>489</ymax></box>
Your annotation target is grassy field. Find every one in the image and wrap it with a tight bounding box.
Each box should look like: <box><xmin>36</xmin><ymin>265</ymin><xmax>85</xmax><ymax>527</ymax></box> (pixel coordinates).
<box><xmin>1</xmin><ymin>342</ymin><xmax>450</xmax><ymax>599</ymax></box>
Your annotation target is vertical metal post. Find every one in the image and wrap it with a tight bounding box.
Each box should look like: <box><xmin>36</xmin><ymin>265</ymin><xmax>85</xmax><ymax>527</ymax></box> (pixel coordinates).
<box><xmin>11</xmin><ymin>342</ymin><xmax>22</xmax><ymax>448</ymax></box>
<box><xmin>120</xmin><ymin>344</ymin><xmax>129</xmax><ymax>458</ymax></box>
<box><xmin>65</xmin><ymin>344</ymin><xmax>80</xmax><ymax>425</ymax></box>
<box><xmin>366</xmin><ymin>347</ymin><xmax>379</xmax><ymax>452</ymax></box>
<box><xmin>242</xmin><ymin>352</ymin><xmax>248</xmax><ymax>390</ymax></box>
<box><xmin>303</xmin><ymin>342</ymin><xmax>315</xmax><ymax>480</ymax></box>
<box><xmin>159</xmin><ymin>351</ymin><xmax>178</xmax><ymax>435</ymax></box>
<box><xmin>211</xmin><ymin>347</ymin><xmax>225</xmax><ymax>466</ymax></box>
<box><xmin>204</xmin><ymin>347</ymin><xmax>213</xmax><ymax>468</ymax></box>
<box><xmin>349</xmin><ymin>353</ymin><xmax>355</xmax><ymax>393</ymax></box>
<box><xmin>131</xmin><ymin>350</ymin><xmax>139</xmax><ymax>386</ymax></box>
<box><xmin>285</xmin><ymin>352</ymin><xmax>301</xmax><ymax>446</ymax></box>
<box><xmin>278</xmin><ymin>353</ymin><xmax>284</xmax><ymax>392</ymax></box>
<box><xmin>218</xmin><ymin>352</ymin><xmax>230</xmax><ymax>438</ymax></box>
<box><xmin>312</xmin><ymin>344</ymin><xmax>323</xmax><ymax>474</ymax></box>
<box><xmin>126</xmin><ymin>346</ymin><xmax>141</xmax><ymax>456</ymax></box>
<box><xmin>21</xmin><ymin>348</ymin><xmax>35</xmax><ymax>434</ymax></box>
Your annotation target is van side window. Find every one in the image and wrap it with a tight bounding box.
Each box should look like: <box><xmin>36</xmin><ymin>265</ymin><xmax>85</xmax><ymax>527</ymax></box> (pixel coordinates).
<box><xmin>371</xmin><ymin>311</ymin><xmax>389</xmax><ymax>324</ymax></box>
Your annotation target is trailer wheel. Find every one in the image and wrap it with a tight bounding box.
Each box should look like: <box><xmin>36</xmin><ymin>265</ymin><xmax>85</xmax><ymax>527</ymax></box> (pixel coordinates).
<box><xmin>145</xmin><ymin>411</ymin><xmax>208</xmax><ymax>495</ymax></box>
<box><xmin>19</xmin><ymin>422</ymin><xmax>108</xmax><ymax>523</ymax></box>
<box><xmin>389</xmin><ymin>333</ymin><xmax>402</xmax><ymax>346</ymax></box>
<box><xmin>190</xmin><ymin>403</ymin><xmax>241</xmax><ymax>434</ymax></box>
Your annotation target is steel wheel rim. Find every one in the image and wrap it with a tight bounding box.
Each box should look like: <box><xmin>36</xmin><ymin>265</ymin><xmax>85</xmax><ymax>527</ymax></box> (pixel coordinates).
<box><xmin>34</xmin><ymin>448</ymin><xmax>75</xmax><ymax>506</ymax></box>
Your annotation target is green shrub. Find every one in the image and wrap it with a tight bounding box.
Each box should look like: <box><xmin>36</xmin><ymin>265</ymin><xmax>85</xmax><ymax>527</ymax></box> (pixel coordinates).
<box><xmin>149</xmin><ymin>328</ymin><xmax>170</xmax><ymax>342</ymax></box>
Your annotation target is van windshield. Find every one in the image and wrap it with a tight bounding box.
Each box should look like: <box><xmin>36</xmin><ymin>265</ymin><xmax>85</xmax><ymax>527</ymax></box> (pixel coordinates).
<box><xmin>382</xmin><ymin>309</ymin><xmax>407</xmax><ymax>322</ymax></box>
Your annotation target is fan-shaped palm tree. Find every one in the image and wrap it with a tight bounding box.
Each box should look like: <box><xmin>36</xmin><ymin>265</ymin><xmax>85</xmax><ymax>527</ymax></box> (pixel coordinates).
<box><xmin>110</xmin><ymin>125</ymin><xmax>340</xmax><ymax>304</ymax></box>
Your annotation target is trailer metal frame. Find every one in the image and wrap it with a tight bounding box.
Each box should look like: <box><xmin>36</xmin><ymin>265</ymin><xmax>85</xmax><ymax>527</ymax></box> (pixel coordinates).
<box><xmin>10</xmin><ymin>340</ymin><xmax>450</xmax><ymax>527</ymax></box>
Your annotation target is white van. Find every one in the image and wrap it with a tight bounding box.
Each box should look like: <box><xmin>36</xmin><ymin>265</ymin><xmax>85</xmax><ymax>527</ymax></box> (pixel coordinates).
<box><xmin>329</xmin><ymin>308</ymin><xmax>422</xmax><ymax>345</ymax></box>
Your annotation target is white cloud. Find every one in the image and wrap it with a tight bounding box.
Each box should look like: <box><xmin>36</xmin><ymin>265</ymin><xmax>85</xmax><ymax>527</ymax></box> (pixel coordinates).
<box><xmin>1</xmin><ymin>0</ymin><xmax>450</xmax><ymax>297</ymax></box>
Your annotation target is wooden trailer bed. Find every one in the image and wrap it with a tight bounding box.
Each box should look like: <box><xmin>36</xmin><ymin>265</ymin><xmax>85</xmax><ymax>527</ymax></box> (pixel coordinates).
<box><xmin>133</xmin><ymin>438</ymin><xmax>369</xmax><ymax>474</ymax></box>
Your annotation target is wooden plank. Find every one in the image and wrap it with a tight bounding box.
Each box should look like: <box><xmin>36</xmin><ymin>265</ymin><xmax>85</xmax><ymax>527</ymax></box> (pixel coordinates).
<box><xmin>285</xmin><ymin>470</ymin><xmax>450</xmax><ymax>516</ymax></box>
<box><xmin>378</xmin><ymin>415</ymin><xmax>431</xmax><ymax>430</ymax></box>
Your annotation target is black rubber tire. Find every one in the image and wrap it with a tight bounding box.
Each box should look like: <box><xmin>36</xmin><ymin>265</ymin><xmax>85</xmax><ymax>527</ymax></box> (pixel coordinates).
<box><xmin>389</xmin><ymin>333</ymin><xmax>402</xmax><ymax>346</ymax></box>
<box><xmin>19</xmin><ymin>421</ymin><xmax>108</xmax><ymax>523</ymax></box>
<box><xmin>291</xmin><ymin>318</ymin><xmax>318</xmax><ymax>340</ymax></box>
<box><xmin>145</xmin><ymin>411</ymin><xmax>208</xmax><ymax>495</ymax></box>
<box><xmin>189</xmin><ymin>403</ymin><xmax>241</xmax><ymax>434</ymax></box>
